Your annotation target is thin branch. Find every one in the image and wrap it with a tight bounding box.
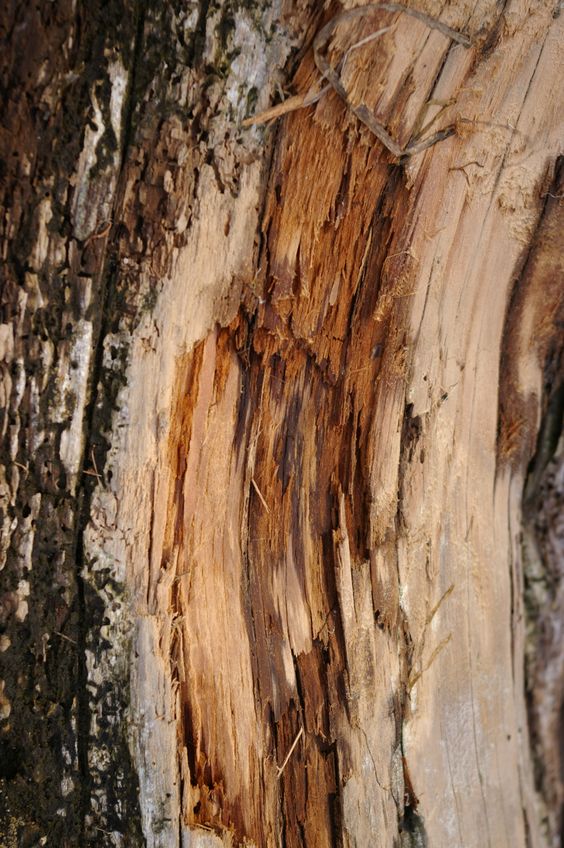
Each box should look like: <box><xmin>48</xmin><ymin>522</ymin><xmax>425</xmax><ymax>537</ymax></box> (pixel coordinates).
<box><xmin>83</xmin><ymin>448</ymin><xmax>103</xmax><ymax>482</ymax></box>
<box><xmin>242</xmin><ymin>84</ymin><xmax>330</xmax><ymax>127</ymax></box>
<box><xmin>244</xmin><ymin>3</ymin><xmax>471</xmax><ymax>159</ymax></box>
<box><xmin>53</xmin><ymin>631</ymin><xmax>77</xmax><ymax>646</ymax></box>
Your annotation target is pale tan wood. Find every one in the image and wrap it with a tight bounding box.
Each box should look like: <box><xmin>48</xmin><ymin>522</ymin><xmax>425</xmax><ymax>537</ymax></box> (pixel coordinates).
<box><xmin>86</xmin><ymin>1</ymin><xmax>562</xmax><ymax>845</ymax></box>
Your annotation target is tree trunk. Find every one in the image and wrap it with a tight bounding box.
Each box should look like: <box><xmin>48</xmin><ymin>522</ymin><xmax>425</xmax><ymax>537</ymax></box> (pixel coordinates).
<box><xmin>0</xmin><ymin>1</ymin><xmax>562</xmax><ymax>846</ymax></box>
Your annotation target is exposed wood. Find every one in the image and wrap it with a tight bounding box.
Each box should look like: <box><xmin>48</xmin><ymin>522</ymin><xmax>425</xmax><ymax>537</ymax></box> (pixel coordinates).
<box><xmin>0</xmin><ymin>1</ymin><xmax>562</xmax><ymax>847</ymax></box>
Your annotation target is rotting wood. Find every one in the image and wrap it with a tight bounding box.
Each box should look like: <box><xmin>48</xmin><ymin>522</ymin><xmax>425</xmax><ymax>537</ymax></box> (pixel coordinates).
<box><xmin>0</xmin><ymin>1</ymin><xmax>563</xmax><ymax>847</ymax></box>
<box><xmin>0</xmin><ymin>0</ymin><xmax>304</xmax><ymax>843</ymax></box>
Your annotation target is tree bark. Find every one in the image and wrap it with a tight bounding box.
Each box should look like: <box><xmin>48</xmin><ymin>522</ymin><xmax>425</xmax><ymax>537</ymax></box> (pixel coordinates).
<box><xmin>0</xmin><ymin>1</ymin><xmax>562</xmax><ymax>846</ymax></box>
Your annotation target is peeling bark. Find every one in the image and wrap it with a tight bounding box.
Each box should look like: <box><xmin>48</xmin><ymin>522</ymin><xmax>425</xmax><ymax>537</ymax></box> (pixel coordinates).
<box><xmin>500</xmin><ymin>158</ymin><xmax>564</xmax><ymax>848</ymax></box>
<box><xmin>0</xmin><ymin>1</ymin><xmax>562</xmax><ymax>847</ymax></box>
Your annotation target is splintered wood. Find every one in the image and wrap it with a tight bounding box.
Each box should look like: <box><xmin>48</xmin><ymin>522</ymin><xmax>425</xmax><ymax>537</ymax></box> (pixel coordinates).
<box><xmin>88</xmin><ymin>1</ymin><xmax>564</xmax><ymax>846</ymax></box>
<box><xmin>244</xmin><ymin>3</ymin><xmax>472</xmax><ymax>158</ymax></box>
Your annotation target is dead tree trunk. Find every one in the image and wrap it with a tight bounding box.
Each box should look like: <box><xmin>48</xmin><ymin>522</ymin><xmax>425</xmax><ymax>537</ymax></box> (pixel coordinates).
<box><xmin>0</xmin><ymin>1</ymin><xmax>562</xmax><ymax>846</ymax></box>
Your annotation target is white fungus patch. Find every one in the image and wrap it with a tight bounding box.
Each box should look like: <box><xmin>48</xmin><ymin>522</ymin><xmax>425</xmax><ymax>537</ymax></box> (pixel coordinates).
<box><xmin>71</xmin><ymin>91</ymin><xmax>105</xmax><ymax>240</ymax></box>
<box><xmin>58</xmin><ymin>319</ymin><xmax>94</xmax><ymax>479</ymax></box>
<box><xmin>108</xmin><ymin>59</ymin><xmax>128</xmax><ymax>141</ymax></box>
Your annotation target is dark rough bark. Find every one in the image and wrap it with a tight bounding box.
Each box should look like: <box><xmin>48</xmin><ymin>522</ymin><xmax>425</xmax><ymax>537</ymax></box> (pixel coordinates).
<box><xmin>524</xmin><ymin>423</ymin><xmax>564</xmax><ymax>848</ymax></box>
<box><xmin>498</xmin><ymin>155</ymin><xmax>564</xmax><ymax>847</ymax></box>
<box><xmin>0</xmin><ymin>1</ymin><xmax>141</xmax><ymax>843</ymax></box>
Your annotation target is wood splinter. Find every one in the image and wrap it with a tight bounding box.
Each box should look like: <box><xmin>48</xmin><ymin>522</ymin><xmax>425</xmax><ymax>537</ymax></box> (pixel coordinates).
<box><xmin>244</xmin><ymin>3</ymin><xmax>471</xmax><ymax>159</ymax></box>
<box><xmin>276</xmin><ymin>726</ymin><xmax>304</xmax><ymax>778</ymax></box>
<box><xmin>251</xmin><ymin>477</ymin><xmax>271</xmax><ymax>513</ymax></box>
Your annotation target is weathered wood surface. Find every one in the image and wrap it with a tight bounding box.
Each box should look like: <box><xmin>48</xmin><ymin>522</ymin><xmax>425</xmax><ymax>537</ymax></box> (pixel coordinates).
<box><xmin>0</xmin><ymin>0</ymin><xmax>562</xmax><ymax>846</ymax></box>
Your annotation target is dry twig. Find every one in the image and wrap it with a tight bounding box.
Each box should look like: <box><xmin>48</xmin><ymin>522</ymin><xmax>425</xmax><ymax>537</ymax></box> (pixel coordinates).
<box><xmin>244</xmin><ymin>3</ymin><xmax>471</xmax><ymax>159</ymax></box>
